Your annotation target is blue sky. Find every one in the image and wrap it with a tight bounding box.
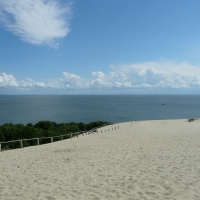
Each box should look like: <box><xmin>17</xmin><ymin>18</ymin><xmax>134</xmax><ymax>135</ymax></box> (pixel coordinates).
<box><xmin>0</xmin><ymin>0</ymin><xmax>200</xmax><ymax>94</ymax></box>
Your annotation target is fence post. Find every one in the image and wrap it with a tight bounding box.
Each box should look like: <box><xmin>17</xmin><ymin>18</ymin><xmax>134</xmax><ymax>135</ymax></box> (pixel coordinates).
<box><xmin>51</xmin><ymin>137</ymin><xmax>53</xmax><ymax>143</ymax></box>
<box><xmin>71</xmin><ymin>133</ymin><xmax>72</xmax><ymax>139</ymax></box>
<box><xmin>20</xmin><ymin>140</ymin><xmax>23</xmax><ymax>148</ymax></box>
<box><xmin>61</xmin><ymin>136</ymin><xmax>63</xmax><ymax>140</ymax></box>
<box><xmin>0</xmin><ymin>143</ymin><xmax>1</xmax><ymax>152</ymax></box>
<box><xmin>37</xmin><ymin>138</ymin><xmax>39</xmax><ymax>145</ymax></box>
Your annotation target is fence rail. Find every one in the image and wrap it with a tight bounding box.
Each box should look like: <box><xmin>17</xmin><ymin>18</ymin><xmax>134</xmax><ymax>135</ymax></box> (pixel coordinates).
<box><xmin>0</xmin><ymin>123</ymin><xmax>111</xmax><ymax>152</ymax></box>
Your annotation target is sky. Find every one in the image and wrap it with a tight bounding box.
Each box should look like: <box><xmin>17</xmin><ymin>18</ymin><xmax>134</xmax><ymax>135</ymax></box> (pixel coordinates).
<box><xmin>0</xmin><ymin>0</ymin><xmax>200</xmax><ymax>94</ymax></box>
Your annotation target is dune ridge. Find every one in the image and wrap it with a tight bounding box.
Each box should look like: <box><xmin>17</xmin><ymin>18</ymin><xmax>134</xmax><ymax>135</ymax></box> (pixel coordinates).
<box><xmin>0</xmin><ymin>119</ymin><xmax>200</xmax><ymax>200</ymax></box>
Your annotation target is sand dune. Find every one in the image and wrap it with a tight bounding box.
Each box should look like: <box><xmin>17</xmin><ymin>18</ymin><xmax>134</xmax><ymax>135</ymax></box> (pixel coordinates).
<box><xmin>0</xmin><ymin>119</ymin><xmax>200</xmax><ymax>200</ymax></box>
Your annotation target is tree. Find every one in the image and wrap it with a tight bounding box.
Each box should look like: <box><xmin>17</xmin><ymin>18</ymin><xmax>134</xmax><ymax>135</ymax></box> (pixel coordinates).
<box><xmin>26</xmin><ymin>123</ymin><xmax>33</xmax><ymax>127</ymax></box>
<box><xmin>0</xmin><ymin>132</ymin><xmax>5</xmax><ymax>142</ymax></box>
<box><xmin>78</xmin><ymin>122</ymin><xmax>86</xmax><ymax>131</ymax></box>
<box><xmin>69</xmin><ymin>124</ymin><xmax>80</xmax><ymax>133</ymax></box>
<box><xmin>34</xmin><ymin>121</ymin><xmax>57</xmax><ymax>130</ymax></box>
<box><xmin>1</xmin><ymin>123</ymin><xmax>16</xmax><ymax>141</ymax></box>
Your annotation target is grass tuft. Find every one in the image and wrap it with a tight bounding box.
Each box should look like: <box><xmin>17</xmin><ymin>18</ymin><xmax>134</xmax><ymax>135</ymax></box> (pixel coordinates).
<box><xmin>187</xmin><ymin>118</ymin><xmax>198</xmax><ymax>122</ymax></box>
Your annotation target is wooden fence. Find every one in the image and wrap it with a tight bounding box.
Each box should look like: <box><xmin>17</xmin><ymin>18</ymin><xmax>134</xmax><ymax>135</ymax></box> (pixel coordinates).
<box><xmin>0</xmin><ymin>123</ymin><xmax>112</xmax><ymax>152</ymax></box>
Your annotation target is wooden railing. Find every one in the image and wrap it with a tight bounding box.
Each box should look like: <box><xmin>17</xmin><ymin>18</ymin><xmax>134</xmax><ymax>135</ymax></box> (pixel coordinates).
<box><xmin>0</xmin><ymin>123</ymin><xmax>112</xmax><ymax>152</ymax></box>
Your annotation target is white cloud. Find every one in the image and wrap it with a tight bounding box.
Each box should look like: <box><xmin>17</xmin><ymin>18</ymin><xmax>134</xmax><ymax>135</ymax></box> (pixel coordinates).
<box><xmin>19</xmin><ymin>78</ymin><xmax>46</xmax><ymax>88</ymax></box>
<box><xmin>0</xmin><ymin>0</ymin><xmax>73</xmax><ymax>48</ymax></box>
<box><xmin>61</xmin><ymin>72</ymin><xmax>86</xmax><ymax>88</ymax></box>
<box><xmin>1</xmin><ymin>60</ymin><xmax>200</xmax><ymax>93</ymax></box>
<box><xmin>62</xmin><ymin>72</ymin><xmax>81</xmax><ymax>81</ymax></box>
<box><xmin>90</xmin><ymin>79</ymin><xmax>113</xmax><ymax>89</ymax></box>
<box><xmin>0</xmin><ymin>73</ymin><xmax>18</xmax><ymax>87</ymax></box>
<box><xmin>92</xmin><ymin>71</ymin><xmax>105</xmax><ymax>79</ymax></box>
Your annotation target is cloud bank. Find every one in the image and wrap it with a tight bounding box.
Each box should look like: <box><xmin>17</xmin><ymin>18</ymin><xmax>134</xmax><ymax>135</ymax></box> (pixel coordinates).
<box><xmin>1</xmin><ymin>60</ymin><xmax>200</xmax><ymax>94</ymax></box>
<box><xmin>0</xmin><ymin>0</ymin><xmax>72</xmax><ymax>48</ymax></box>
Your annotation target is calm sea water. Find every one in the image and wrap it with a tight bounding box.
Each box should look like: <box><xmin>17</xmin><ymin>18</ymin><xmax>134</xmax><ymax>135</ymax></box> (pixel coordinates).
<box><xmin>0</xmin><ymin>95</ymin><xmax>200</xmax><ymax>125</ymax></box>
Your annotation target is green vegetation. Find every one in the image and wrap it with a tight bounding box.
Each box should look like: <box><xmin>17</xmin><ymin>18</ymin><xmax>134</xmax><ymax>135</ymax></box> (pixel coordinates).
<box><xmin>0</xmin><ymin>121</ymin><xmax>110</xmax><ymax>151</ymax></box>
<box><xmin>187</xmin><ymin>118</ymin><xmax>198</xmax><ymax>122</ymax></box>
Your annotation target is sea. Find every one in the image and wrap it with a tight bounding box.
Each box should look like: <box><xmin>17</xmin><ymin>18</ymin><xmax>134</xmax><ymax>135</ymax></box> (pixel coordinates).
<box><xmin>0</xmin><ymin>95</ymin><xmax>200</xmax><ymax>125</ymax></box>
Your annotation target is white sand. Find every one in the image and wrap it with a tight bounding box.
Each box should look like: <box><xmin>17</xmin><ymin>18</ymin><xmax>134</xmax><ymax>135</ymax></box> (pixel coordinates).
<box><xmin>0</xmin><ymin>119</ymin><xmax>200</xmax><ymax>200</ymax></box>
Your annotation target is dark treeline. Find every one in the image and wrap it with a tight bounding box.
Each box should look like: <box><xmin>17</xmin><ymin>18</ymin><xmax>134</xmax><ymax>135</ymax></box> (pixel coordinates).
<box><xmin>0</xmin><ymin>121</ymin><xmax>110</xmax><ymax>150</ymax></box>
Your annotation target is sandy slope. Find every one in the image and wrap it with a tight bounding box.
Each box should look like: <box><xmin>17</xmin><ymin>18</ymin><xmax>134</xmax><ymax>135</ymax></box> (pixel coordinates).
<box><xmin>0</xmin><ymin>119</ymin><xmax>200</xmax><ymax>200</ymax></box>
